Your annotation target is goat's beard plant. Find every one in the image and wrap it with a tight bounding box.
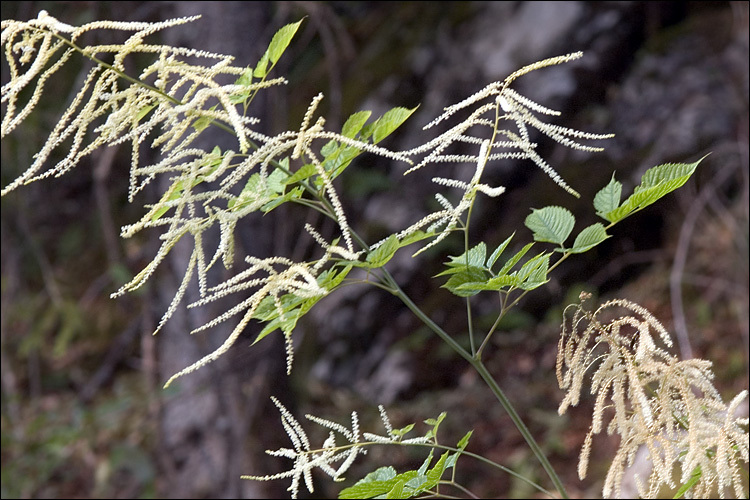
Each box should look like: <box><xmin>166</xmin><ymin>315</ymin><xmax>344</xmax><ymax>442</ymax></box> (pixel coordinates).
<box><xmin>2</xmin><ymin>11</ymin><xmax>747</xmax><ymax>499</ymax></box>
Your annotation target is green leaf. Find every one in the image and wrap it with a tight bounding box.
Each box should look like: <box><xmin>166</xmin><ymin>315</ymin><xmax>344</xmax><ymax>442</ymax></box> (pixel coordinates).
<box><xmin>191</xmin><ymin>104</ymin><xmax>218</xmax><ymax>132</ymax></box>
<box><xmin>397</xmin><ymin>230</ymin><xmax>434</xmax><ymax>249</ymax></box>
<box><xmin>497</xmin><ymin>242</ymin><xmax>534</xmax><ymax>276</ymax></box>
<box><xmin>457</xmin><ymin>274</ymin><xmax>521</xmax><ymax>292</ymax></box>
<box><xmin>252</xmin><ymin>266</ymin><xmax>350</xmax><ymax>344</ymax></box>
<box><xmin>253</xmin><ymin>19</ymin><xmax>304</xmax><ymax>78</ymax></box>
<box><xmin>514</xmin><ymin>253</ymin><xmax>548</xmax><ymax>281</ymax></box>
<box><xmin>442</xmin><ymin>267</ymin><xmax>489</xmax><ymax>297</ymax></box>
<box><xmin>229</xmin><ymin>67</ymin><xmax>254</xmax><ymax>104</ymax></box>
<box><xmin>132</xmin><ymin>104</ymin><xmax>156</xmax><ymax>127</ymax></box>
<box><xmin>486</xmin><ymin>233</ymin><xmax>515</xmax><ymax>270</ymax></box>
<box><xmin>235</xmin><ymin>67</ymin><xmax>253</xmax><ymax>87</ymax></box>
<box><xmin>524</xmin><ymin>206</ymin><xmax>575</xmax><ymax>246</ymax></box>
<box><xmin>261</xmin><ymin>186</ymin><xmax>303</xmax><ymax>213</ymax></box>
<box><xmin>417</xmin><ymin>451</ymin><xmax>434</xmax><ymax>476</ymax></box>
<box><xmin>423</xmin><ymin>412</ymin><xmax>446</xmax><ymax>428</ymax></box>
<box><xmin>569</xmin><ymin>223</ymin><xmax>609</xmax><ymax>254</ymax></box>
<box><xmin>371</xmin><ymin>106</ymin><xmax>417</xmax><ymax>144</ymax></box>
<box><xmin>284</xmin><ymin>163</ymin><xmax>316</xmax><ymax>185</ymax></box>
<box><xmin>228</xmin><ymin>173</ymin><xmax>262</xmax><ymax>210</ymax></box>
<box><xmin>516</xmin><ymin>254</ymin><xmax>550</xmax><ymax>290</ymax></box>
<box><xmin>385</xmin><ymin>480</ymin><xmax>406</xmax><ymax>499</ymax></box>
<box><xmin>673</xmin><ymin>466</ymin><xmax>702</xmax><ymax>499</ymax></box>
<box><xmin>594</xmin><ymin>173</ymin><xmax>622</xmax><ymax>220</ymax></box>
<box><xmin>342</xmin><ymin>110</ymin><xmax>372</xmax><ymax>139</ymax></box>
<box><xmin>266</xmin><ymin>166</ymin><xmax>286</xmax><ymax>195</ymax></box>
<box><xmin>446</xmin><ymin>242</ymin><xmax>487</xmax><ymax>269</ymax></box>
<box><xmin>150</xmin><ymin>169</ymin><xmax>217</xmax><ymax>222</ymax></box>
<box><xmin>320</xmin><ymin>139</ymin><xmax>339</xmax><ymax>157</ymax></box>
<box><xmin>456</xmin><ymin>430</ymin><xmax>473</xmax><ymax>451</ymax></box>
<box><xmin>149</xmin><ymin>180</ymin><xmax>183</xmax><ymax>222</ymax></box>
<box><xmin>604</xmin><ymin>156</ymin><xmax>705</xmax><ymax>223</ymax></box>
<box><xmin>268</xmin><ymin>20</ymin><xmax>304</xmax><ymax>65</ymax></box>
<box><xmin>366</xmin><ymin>234</ymin><xmax>399</xmax><ymax>267</ymax></box>
<box><xmin>424</xmin><ymin>452</ymin><xmax>450</xmax><ymax>486</ymax></box>
<box><xmin>390</xmin><ymin>423</ymin><xmax>415</xmax><ymax>439</ymax></box>
<box><xmin>605</xmin><ymin>182</ymin><xmax>677</xmax><ymax>223</ymax></box>
<box><xmin>639</xmin><ymin>158</ymin><xmax>703</xmax><ymax>190</ymax></box>
<box><xmin>339</xmin><ymin>466</ymin><xmax>397</xmax><ymax>499</ymax></box>
<box><xmin>314</xmin><ymin>140</ymin><xmax>361</xmax><ymax>184</ymax></box>
<box><xmin>340</xmin><ymin>450</ymin><xmax>452</xmax><ymax>499</ymax></box>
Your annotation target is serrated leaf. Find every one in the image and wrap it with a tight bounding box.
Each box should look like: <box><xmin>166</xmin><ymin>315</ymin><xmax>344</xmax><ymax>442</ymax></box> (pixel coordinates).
<box><xmin>372</xmin><ymin>106</ymin><xmax>417</xmax><ymax>144</ymax></box>
<box><xmin>514</xmin><ymin>253</ymin><xmax>548</xmax><ymax>282</ymax></box>
<box><xmin>516</xmin><ymin>254</ymin><xmax>550</xmax><ymax>290</ymax></box>
<box><xmin>424</xmin><ymin>451</ymin><xmax>450</xmax><ymax>486</ymax></box>
<box><xmin>320</xmin><ymin>139</ymin><xmax>339</xmax><ymax>157</ymax></box>
<box><xmin>268</xmin><ymin>20</ymin><xmax>303</xmax><ymax>65</ymax></box>
<box><xmin>417</xmin><ymin>451</ymin><xmax>434</xmax><ymax>476</ymax></box>
<box><xmin>342</xmin><ymin>110</ymin><xmax>372</xmax><ymax>139</ymax></box>
<box><xmin>149</xmin><ymin>168</ymin><xmax>219</xmax><ymax>222</ymax></box>
<box><xmin>497</xmin><ymin>242</ymin><xmax>534</xmax><ymax>276</ymax></box>
<box><xmin>366</xmin><ymin>234</ymin><xmax>399</xmax><ymax>267</ymax></box>
<box><xmin>252</xmin><ymin>266</ymin><xmax>350</xmax><ymax>344</ymax></box>
<box><xmin>192</xmin><ymin>104</ymin><xmax>218</xmax><ymax>132</ymax></box>
<box><xmin>569</xmin><ymin>223</ymin><xmax>609</xmax><ymax>254</ymax></box>
<box><xmin>318</xmin><ymin>264</ymin><xmax>352</xmax><ymax>289</ymax></box>
<box><xmin>487</xmin><ymin>233</ymin><xmax>515</xmax><ymax>270</ymax></box>
<box><xmin>605</xmin><ymin>179</ymin><xmax>683</xmax><ymax>223</ymax></box>
<box><xmin>423</xmin><ymin>412</ymin><xmax>446</xmax><ymax>428</ymax></box>
<box><xmin>405</xmin><ymin>475</ymin><xmax>429</xmax><ymax>490</ymax></box>
<box><xmin>229</xmin><ymin>67</ymin><xmax>254</xmax><ymax>104</ymax></box>
<box><xmin>594</xmin><ymin>173</ymin><xmax>622</xmax><ymax>220</ymax></box>
<box><xmin>457</xmin><ymin>274</ymin><xmax>522</xmax><ymax>292</ymax></box>
<box><xmin>253</xmin><ymin>20</ymin><xmax>303</xmax><ymax>78</ymax></box>
<box><xmin>391</xmin><ymin>423</ymin><xmax>415</xmax><ymax>438</ymax></box>
<box><xmin>442</xmin><ymin>267</ymin><xmax>489</xmax><ymax>297</ymax></box>
<box><xmin>525</xmin><ymin>206</ymin><xmax>575</xmax><ymax>245</ymax></box>
<box><xmin>228</xmin><ymin>173</ymin><xmax>262</xmax><ymax>210</ymax></box>
<box><xmin>338</xmin><ymin>466</ymin><xmax>397</xmax><ymax>499</ymax></box>
<box><xmin>445</xmin><ymin>453</ymin><xmax>460</xmax><ymax>469</ymax></box>
<box><xmin>315</xmin><ymin>141</ymin><xmax>361</xmax><ymax>183</ymax></box>
<box><xmin>386</xmin><ymin>480</ymin><xmax>406</xmax><ymax>499</ymax></box>
<box><xmin>398</xmin><ymin>230</ymin><xmax>434</xmax><ymax>249</ymax></box>
<box><xmin>446</xmin><ymin>242</ymin><xmax>486</xmax><ymax>268</ymax></box>
<box><xmin>284</xmin><ymin>163</ymin><xmax>316</xmax><ymax>185</ymax></box>
<box><xmin>457</xmin><ymin>430</ymin><xmax>473</xmax><ymax>451</ymax></box>
<box><xmin>149</xmin><ymin>179</ymin><xmax>184</xmax><ymax>222</ymax></box>
<box><xmin>235</xmin><ymin>67</ymin><xmax>253</xmax><ymax>87</ymax></box>
<box><xmin>604</xmin><ymin>156</ymin><xmax>705</xmax><ymax>223</ymax></box>
<box><xmin>261</xmin><ymin>186</ymin><xmax>303</xmax><ymax>213</ymax></box>
<box><xmin>253</xmin><ymin>52</ymin><xmax>270</xmax><ymax>79</ymax></box>
<box><xmin>266</xmin><ymin>166</ymin><xmax>287</xmax><ymax>195</ymax></box>
<box><xmin>639</xmin><ymin>157</ymin><xmax>703</xmax><ymax>190</ymax></box>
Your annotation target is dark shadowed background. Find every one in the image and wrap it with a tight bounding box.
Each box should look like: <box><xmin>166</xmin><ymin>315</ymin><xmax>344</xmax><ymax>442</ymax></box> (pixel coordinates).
<box><xmin>2</xmin><ymin>1</ymin><xmax>748</xmax><ymax>498</ymax></box>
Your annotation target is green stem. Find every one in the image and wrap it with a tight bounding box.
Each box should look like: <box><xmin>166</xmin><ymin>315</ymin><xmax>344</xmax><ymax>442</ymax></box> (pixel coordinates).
<box><xmin>476</xmin><ymin>249</ymin><xmax>574</xmax><ymax>358</ymax></box>
<box><xmin>380</xmin><ymin>269</ymin><xmax>568</xmax><ymax>499</ymax></box>
<box><xmin>472</xmin><ymin>361</ymin><xmax>568</xmax><ymax>499</ymax></box>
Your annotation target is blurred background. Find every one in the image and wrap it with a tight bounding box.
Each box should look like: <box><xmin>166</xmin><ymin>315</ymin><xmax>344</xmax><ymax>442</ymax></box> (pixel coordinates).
<box><xmin>1</xmin><ymin>1</ymin><xmax>748</xmax><ymax>498</ymax></box>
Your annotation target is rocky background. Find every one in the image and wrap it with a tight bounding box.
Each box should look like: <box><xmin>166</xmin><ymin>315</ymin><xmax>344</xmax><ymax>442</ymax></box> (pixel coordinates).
<box><xmin>2</xmin><ymin>2</ymin><xmax>747</xmax><ymax>498</ymax></box>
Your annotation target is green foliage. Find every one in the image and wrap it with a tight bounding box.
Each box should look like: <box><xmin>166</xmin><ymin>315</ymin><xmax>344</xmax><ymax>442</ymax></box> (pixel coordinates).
<box><xmin>2</xmin><ymin>10</ymin><xmax>743</xmax><ymax>500</ymax></box>
<box><xmin>339</xmin><ymin>451</ymin><xmax>453</xmax><ymax>499</ymax></box>
<box><xmin>253</xmin><ymin>19</ymin><xmax>304</xmax><ymax>79</ymax></box>
<box><xmin>525</xmin><ymin>206</ymin><xmax>575</xmax><ymax>246</ymax></box>
<box><xmin>597</xmin><ymin>157</ymin><xmax>706</xmax><ymax>223</ymax></box>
